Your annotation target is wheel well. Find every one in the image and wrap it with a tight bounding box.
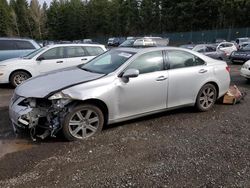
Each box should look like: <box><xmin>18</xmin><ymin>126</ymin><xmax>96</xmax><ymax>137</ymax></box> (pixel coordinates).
<box><xmin>68</xmin><ymin>99</ymin><xmax>109</xmax><ymax>125</ymax></box>
<box><xmin>9</xmin><ymin>69</ymin><xmax>32</xmax><ymax>81</ymax></box>
<box><xmin>205</xmin><ymin>82</ymin><xmax>219</xmax><ymax>98</ymax></box>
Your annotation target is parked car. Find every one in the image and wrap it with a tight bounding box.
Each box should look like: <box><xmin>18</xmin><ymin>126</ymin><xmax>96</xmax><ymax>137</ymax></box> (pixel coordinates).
<box><xmin>215</xmin><ymin>39</ymin><xmax>226</xmax><ymax>44</ymax></box>
<box><xmin>240</xmin><ymin>42</ymin><xmax>250</xmax><ymax>49</ymax></box>
<box><xmin>119</xmin><ymin>38</ymin><xmax>140</xmax><ymax>47</ymax></box>
<box><xmin>191</xmin><ymin>44</ymin><xmax>227</xmax><ymax>60</ymax></box>
<box><xmin>230</xmin><ymin>44</ymin><xmax>250</xmax><ymax>64</ymax></box>
<box><xmin>9</xmin><ymin>47</ymin><xmax>230</xmax><ymax>141</ymax></box>
<box><xmin>0</xmin><ymin>44</ymin><xmax>106</xmax><ymax>87</ymax></box>
<box><xmin>119</xmin><ymin>37</ymin><xmax>169</xmax><ymax>48</ymax></box>
<box><xmin>236</xmin><ymin>37</ymin><xmax>249</xmax><ymax>49</ymax></box>
<box><xmin>216</xmin><ymin>42</ymin><xmax>237</xmax><ymax>57</ymax></box>
<box><xmin>240</xmin><ymin>60</ymin><xmax>250</xmax><ymax>81</ymax></box>
<box><xmin>107</xmin><ymin>37</ymin><xmax>125</xmax><ymax>47</ymax></box>
<box><xmin>0</xmin><ymin>38</ymin><xmax>41</xmax><ymax>61</ymax></box>
<box><xmin>179</xmin><ymin>44</ymin><xmax>196</xmax><ymax>50</ymax></box>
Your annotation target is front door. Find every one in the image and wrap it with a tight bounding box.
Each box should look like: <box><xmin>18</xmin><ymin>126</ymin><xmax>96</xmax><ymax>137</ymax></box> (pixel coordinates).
<box><xmin>37</xmin><ymin>47</ymin><xmax>66</xmax><ymax>74</ymax></box>
<box><xmin>117</xmin><ymin>50</ymin><xmax>168</xmax><ymax>118</ymax></box>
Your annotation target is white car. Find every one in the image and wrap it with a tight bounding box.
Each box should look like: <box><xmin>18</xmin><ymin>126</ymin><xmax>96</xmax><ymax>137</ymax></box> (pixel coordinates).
<box><xmin>0</xmin><ymin>44</ymin><xmax>106</xmax><ymax>87</ymax></box>
<box><xmin>217</xmin><ymin>42</ymin><xmax>237</xmax><ymax>57</ymax></box>
<box><xmin>240</xmin><ymin>60</ymin><xmax>250</xmax><ymax>81</ymax></box>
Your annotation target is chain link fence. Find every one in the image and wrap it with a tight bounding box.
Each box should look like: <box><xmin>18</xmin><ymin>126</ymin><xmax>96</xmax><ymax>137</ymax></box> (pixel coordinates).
<box><xmin>94</xmin><ymin>27</ymin><xmax>250</xmax><ymax>46</ymax></box>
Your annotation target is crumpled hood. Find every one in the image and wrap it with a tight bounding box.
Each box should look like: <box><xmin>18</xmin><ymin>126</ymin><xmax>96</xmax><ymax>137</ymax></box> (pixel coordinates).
<box><xmin>15</xmin><ymin>67</ymin><xmax>104</xmax><ymax>98</ymax></box>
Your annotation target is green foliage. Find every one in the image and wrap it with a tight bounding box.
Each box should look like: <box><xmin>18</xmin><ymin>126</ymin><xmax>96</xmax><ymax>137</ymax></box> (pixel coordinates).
<box><xmin>0</xmin><ymin>0</ymin><xmax>11</xmax><ymax>36</ymax></box>
<box><xmin>0</xmin><ymin>0</ymin><xmax>250</xmax><ymax>40</ymax></box>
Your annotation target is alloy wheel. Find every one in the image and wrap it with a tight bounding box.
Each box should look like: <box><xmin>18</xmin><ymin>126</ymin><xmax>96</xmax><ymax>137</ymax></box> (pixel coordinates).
<box><xmin>68</xmin><ymin>109</ymin><xmax>100</xmax><ymax>139</ymax></box>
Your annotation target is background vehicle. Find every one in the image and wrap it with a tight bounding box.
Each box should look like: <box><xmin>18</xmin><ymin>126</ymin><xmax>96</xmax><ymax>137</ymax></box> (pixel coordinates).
<box><xmin>0</xmin><ymin>44</ymin><xmax>106</xmax><ymax>87</ymax></box>
<box><xmin>9</xmin><ymin>47</ymin><xmax>230</xmax><ymax>141</ymax></box>
<box><xmin>215</xmin><ymin>39</ymin><xmax>226</xmax><ymax>44</ymax></box>
<box><xmin>179</xmin><ymin>44</ymin><xmax>196</xmax><ymax>50</ymax></box>
<box><xmin>192</xmin><ymin>44</ymin><xmax>227</xmax><ymax>60</ymax></box>
<box><xmin>217</xmin><ymin>42</ymin><xmax>237</xmax><ymax>57</ymax></box>
<box><xmin>0</xmin><ymin>38</ymin><xmax>41</xmax><ymax>61</ymax></box>
<box><xmin>236</xmin><ymin>37</ymin><xmax>249</xmax><ymax>49</ymax></box>
<box><xmin>120</xmin><ymin>37</ymin><xmax>169</xmax><ymax>48</ymax></box>
<box><xmin>240</xmin><ymin>42</ymin><xmax>250</xmax><ymax>49</ymax></box>
<box><xmin>107</xmin><ymin>37</ymin><xmax>126</xmax><ymax>47</ymax></box>
<box><xmin>230</xmin><ymin>44</ymin><xmax>250</xmax><ymax>64</ymax></box>
<box><xmin>240</xmin><ymin>60</ymin><xmax>250</xmax><ymax>81</ymax></box>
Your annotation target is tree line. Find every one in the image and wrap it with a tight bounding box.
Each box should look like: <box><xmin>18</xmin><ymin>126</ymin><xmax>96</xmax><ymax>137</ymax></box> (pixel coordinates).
<box><xmin>0</xmin><ymin>0</ymin><xmax>250</xmax><ymax>41</ymax></box>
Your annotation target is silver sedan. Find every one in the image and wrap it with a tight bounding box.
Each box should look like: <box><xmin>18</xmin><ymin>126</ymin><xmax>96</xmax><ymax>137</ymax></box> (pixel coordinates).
<box><xmin>9</xmin><ymin>47</ymin><xmax>230</xmax><ymax>141</ymax></box>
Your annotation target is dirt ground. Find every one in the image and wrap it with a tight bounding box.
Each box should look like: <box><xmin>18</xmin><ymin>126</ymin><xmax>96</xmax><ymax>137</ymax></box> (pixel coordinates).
<box><xmin>0</xmin><ymin>64</ymin><xmax>250</xmax><ymax>187</ymax></box>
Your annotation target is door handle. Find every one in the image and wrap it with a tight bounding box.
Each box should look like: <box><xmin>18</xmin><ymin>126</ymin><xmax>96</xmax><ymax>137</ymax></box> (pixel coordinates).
<box><xmin>81</xmin><ymin>58</ymin><xmax>88</xmax><ymax>61</ymax></box>
<box><xmin>199</xmin><ymin>69</ymin><xmax>208</xmax><ymax>73</ymax></box>
<box><xmin>156</xmin><ymin>76</ymin><xmax>168</xmax><ymax>81</ymax></box>
<box><xmin>56</xmin><ymin>60</ymin><xmax>63</xmax><ymax>63</ymax></box>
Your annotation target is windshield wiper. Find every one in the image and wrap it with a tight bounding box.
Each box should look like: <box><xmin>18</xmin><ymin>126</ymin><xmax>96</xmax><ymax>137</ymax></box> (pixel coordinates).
<box><xmin>80</xmin><ymin>67</ymin><xmax>104</xmax><ymax>74</ymax></box>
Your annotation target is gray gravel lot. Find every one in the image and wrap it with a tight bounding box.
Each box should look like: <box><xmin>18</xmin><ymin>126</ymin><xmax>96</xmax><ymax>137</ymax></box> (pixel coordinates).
<box><xmin>0</xmin><ymin>64</ymin><xmax>250</xmax><ymax>187</ymax></box>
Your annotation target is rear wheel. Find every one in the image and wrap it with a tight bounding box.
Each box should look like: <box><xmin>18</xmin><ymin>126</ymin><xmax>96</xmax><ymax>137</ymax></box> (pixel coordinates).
<box><xmin>10</xmin><ymin>71</ymin><xmax>31</xmax><ymax>87</ymax></box>
<box><xmin>62</xmin><ymin>104</ymin><xmax>104</xmax><ymax>141</ymax></box>
<box><xmin>195</xmin><ymin>84</ymin><xmax>217</xmax><ymax>112</ymax></box>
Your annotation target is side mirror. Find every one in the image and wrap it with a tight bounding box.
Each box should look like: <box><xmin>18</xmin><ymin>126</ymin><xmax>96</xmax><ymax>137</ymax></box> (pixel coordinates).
<box><xmin>122</xmin><ymin>69</ymin><xmax>139</xmax><ymax>82</ymax></box>
<box><xmin>37</xmin><ymin>56</ymin><xmax>45</xmax><ymax>61</ymax></box>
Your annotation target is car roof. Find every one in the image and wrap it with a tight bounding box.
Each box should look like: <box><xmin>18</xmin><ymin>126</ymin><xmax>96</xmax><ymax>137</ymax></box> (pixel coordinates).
<box><xmin>116</xmin><ymin>46</ymin><xmax>195</xmax><ymax>53</ymax></box>
<box><xmin>46</xmin><ymin>44</ymin><xmax>105</xmax><ymax>48</ymax></box>
<box><xmin>116</xmin><ymin>46</ymin><xmax>213</xmax><ymax>62</ymax></box>
<box><xmin>0</xmin><ymin>37</ymin><xmax>34</xmax><ymax>42</ymax></box>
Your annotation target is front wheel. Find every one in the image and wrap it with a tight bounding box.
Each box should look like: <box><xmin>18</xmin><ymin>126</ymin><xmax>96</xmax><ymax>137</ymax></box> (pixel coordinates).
<box><xmin>10</xmin><ymin>71</ymin><xmax>31</xmax><ymax>87</ymax></box>
<box><xmin>195</xmin><ymin>84</ymin><xmax>217</xmax><ymax>112</ymax></box>
<box><xmin>62</xmin><ymin>104</ymin><xmax>104</xmax><ymax>141</ymax></box>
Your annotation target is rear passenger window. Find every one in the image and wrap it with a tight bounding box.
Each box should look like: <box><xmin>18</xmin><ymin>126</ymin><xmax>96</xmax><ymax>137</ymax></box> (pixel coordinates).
<box><xmin>15</xmin><ymin>41</ymin><xmax>35</xmax><ymax>50</ymax></box>
<box><xmin>167</xmin><ymin>50</ymin><xmax>205</xmax><ymax>69</ymax></box>
<box><xmin>66</xmin><ymin>46</ymin><xmax>86</xmax><ymax>58</ymax></box>
<box><xmin>0</xmin><ymin>40</ymin><xmax>17</xmax><ymax>50</ymax></box>
<box><xmin>84</xmin><ymin>46</ymin><xmax>104</xmax><ymax>56</ymax></box>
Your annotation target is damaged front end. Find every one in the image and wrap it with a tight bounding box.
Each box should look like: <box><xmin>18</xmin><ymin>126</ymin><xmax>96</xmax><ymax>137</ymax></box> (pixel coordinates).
<box><xmin>9</xmin><ymin>93</ymin><xmax>72</xmax><ymax>141</ymax></box>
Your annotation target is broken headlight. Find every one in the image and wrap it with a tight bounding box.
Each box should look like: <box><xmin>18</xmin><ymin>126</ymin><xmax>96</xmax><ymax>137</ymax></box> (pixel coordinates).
<box><xmin>48</xmin><ymin>92</ymin><xmax>70</xmax><ymax>100</ymax></box>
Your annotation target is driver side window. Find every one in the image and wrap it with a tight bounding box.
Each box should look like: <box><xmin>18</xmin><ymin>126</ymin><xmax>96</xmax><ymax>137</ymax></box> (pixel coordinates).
<box><xmin>126</xmin><ymin>51</ymin><xmax>164</xmax><ymax>74</ymax></box>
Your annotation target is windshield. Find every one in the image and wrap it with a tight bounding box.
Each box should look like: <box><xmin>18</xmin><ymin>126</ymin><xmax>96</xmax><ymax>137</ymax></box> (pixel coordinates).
<box><xmin>80</xmin><ymin>50</ymin><xmax>135</xmax><ymax>74</ymax></box>
<box><xmin>23</xmin><ymin>47</ymin><xmax>47</xmax><ymax>59</ymax></box>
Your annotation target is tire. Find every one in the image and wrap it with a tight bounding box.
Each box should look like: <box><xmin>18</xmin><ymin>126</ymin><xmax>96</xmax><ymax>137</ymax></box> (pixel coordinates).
<box><xmin>247</xmin><ymin>78</ymin><xmax>250</xmax><ymax>83</ymax></box>
<box><xmin>62</xmin><ymin>104</ymin><xmax>104</xmax><ymax>141</ymax></box>
<box><xmin>10</xmin><ymin>71</ymin><xmax>31</xmax><ymax>87</ymax></box>
<box><xmin>195</xmin><ymin>84</ymin><xmax>217</xmax><ymax>112</ymax></box>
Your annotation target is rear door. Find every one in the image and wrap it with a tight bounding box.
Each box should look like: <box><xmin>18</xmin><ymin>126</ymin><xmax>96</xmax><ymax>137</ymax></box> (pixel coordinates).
<box><xmin>166</xmin><ymin>50</ymin><xmax>211</xmax><ymax>108</ymax></box>
<box><xmin>64</xmin><ymin>46</ymin><xmax>90</xmax><ymax>66</ymax></box>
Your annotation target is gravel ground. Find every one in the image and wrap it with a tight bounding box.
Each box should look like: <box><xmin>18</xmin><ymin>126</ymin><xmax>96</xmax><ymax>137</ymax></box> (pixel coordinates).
<box><xmin>0</xmin><ymin>64</ymin><xmax>249</xmax><ymax>187</ymax></box>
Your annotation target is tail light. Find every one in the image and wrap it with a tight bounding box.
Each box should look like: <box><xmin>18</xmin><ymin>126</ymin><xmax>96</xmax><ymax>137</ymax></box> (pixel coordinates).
<box><xmin>226</xmin><ymin>66</ymin><xmax>230</xmax><ymax>72</ymax></box>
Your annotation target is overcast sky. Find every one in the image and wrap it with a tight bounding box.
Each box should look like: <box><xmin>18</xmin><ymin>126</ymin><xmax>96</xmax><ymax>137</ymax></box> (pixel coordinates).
<box><xmin>28</xmin><ymin>0</ymin><xmax>52</xmax><ymax>6</ymax></box>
